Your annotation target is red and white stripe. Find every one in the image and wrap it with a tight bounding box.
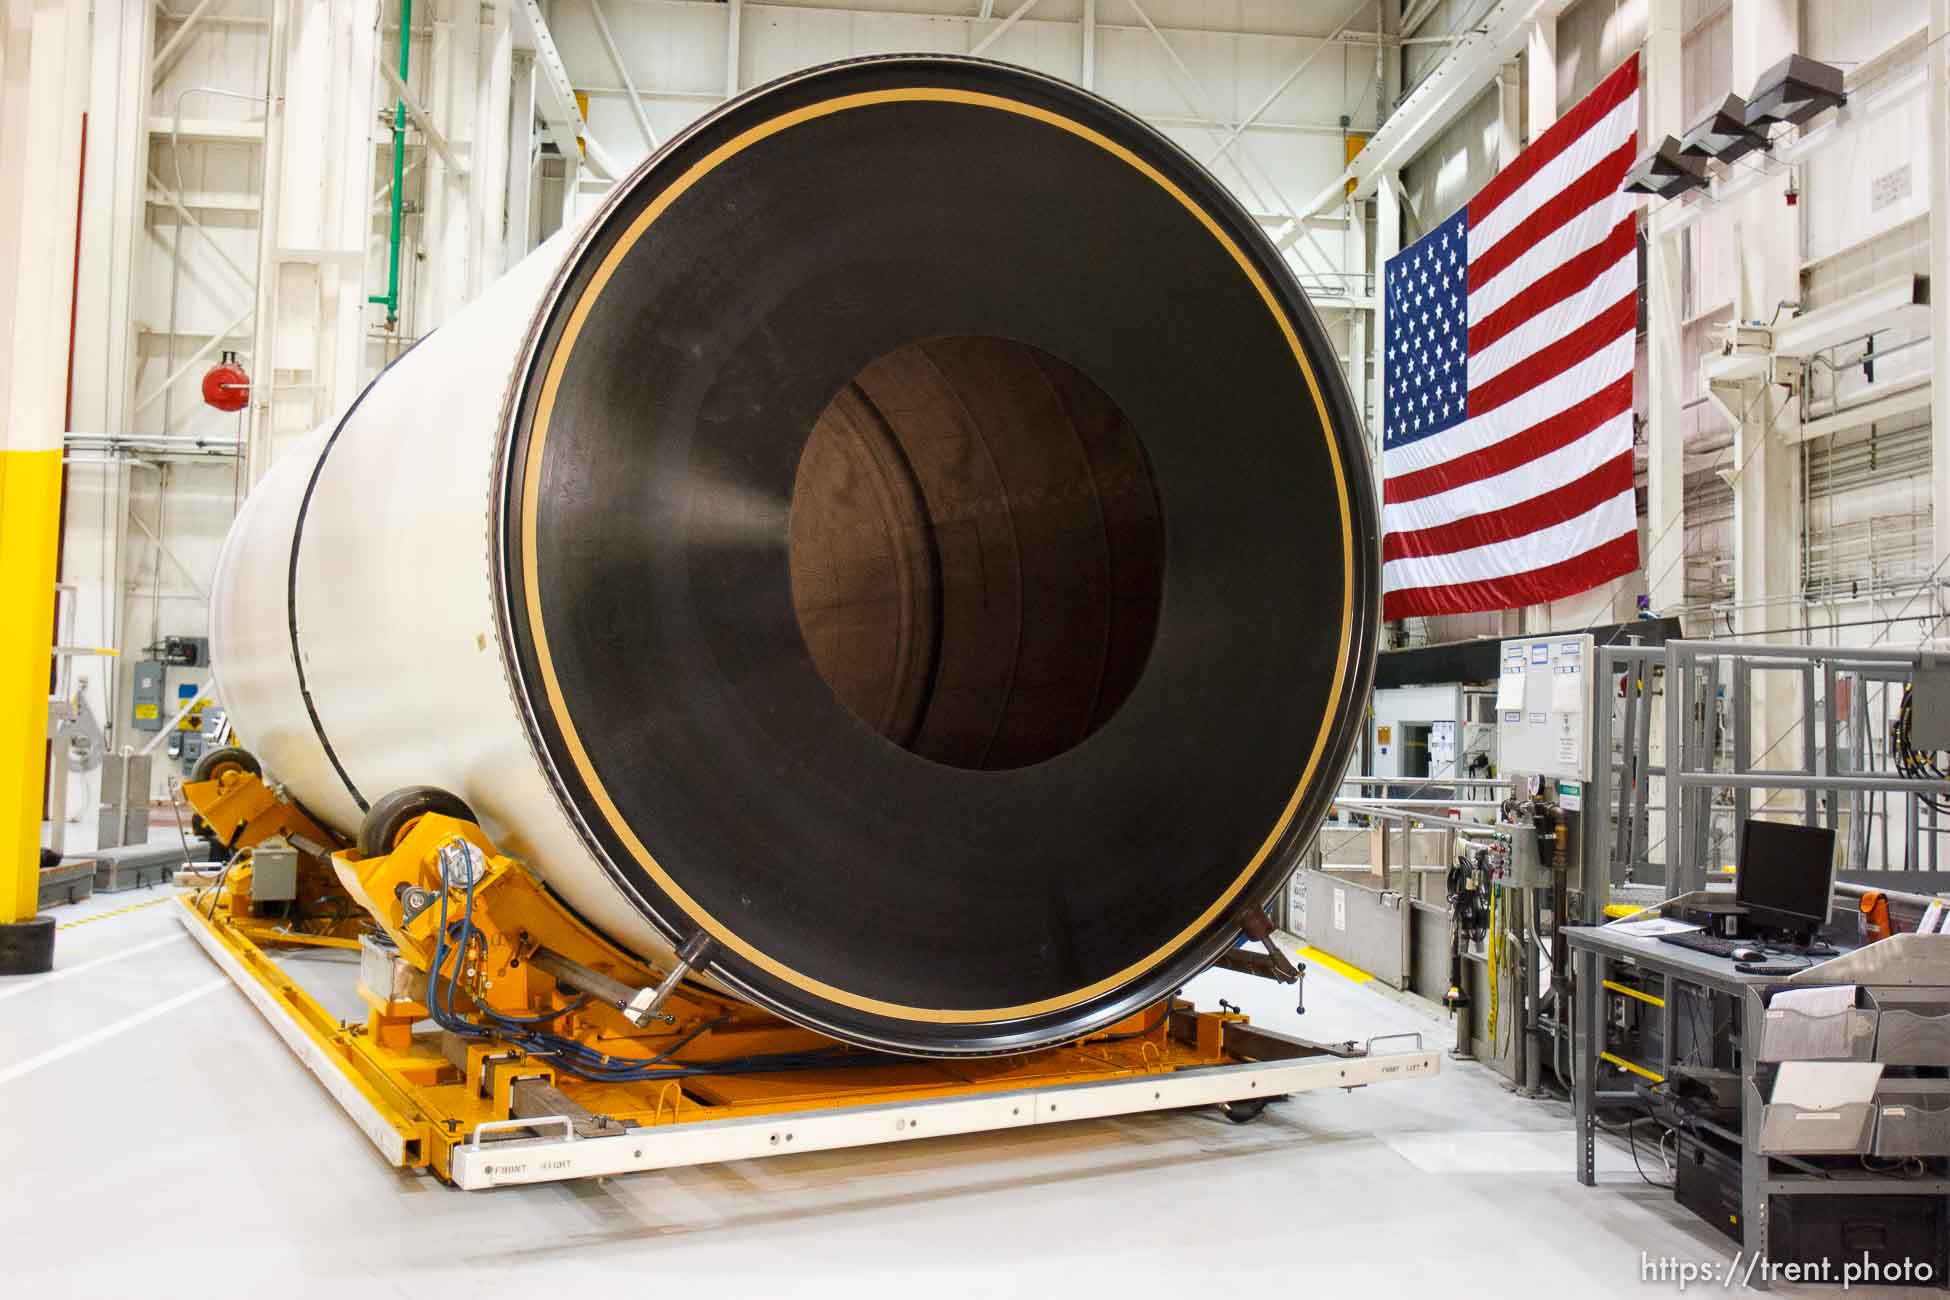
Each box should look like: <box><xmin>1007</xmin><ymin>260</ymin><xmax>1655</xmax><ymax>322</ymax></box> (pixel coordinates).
<box><xmin>1381</xmin><ymin>57</ymin><xmax>1641</xmax><ymax>620</ymax></box>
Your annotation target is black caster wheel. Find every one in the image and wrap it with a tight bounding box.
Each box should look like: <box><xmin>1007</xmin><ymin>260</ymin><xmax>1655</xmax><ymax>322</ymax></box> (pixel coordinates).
<box><xmin>1221</xmin><ymin>1098</ymin><xmax>1270</xmax><ymax>1124</ymax></box>
<box><xmin>190</xmin><ymin>745</ymin><xmax>260</xmax><ymax>783</ymax></box>
<box><xmin>358</xmin><ymin>786</ymin><xmax>477</xmax><ymax>859</ymax></box>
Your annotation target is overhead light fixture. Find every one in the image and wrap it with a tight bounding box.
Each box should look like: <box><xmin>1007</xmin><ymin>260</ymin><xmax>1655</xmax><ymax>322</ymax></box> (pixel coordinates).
<box><xmin>1742</xmin><ymin>54</ymin><xmax>1846</xmax><ymax>130</ymax></box>
<box><xmin>1622</xmin><ymin>135</ymin><xmax>1708</xmax><ymax>199</ymax></box>
<box><xmin>1679</xmin><ymin>93</ymin><xmax>1769</xmax><ymax>164</ymax></box>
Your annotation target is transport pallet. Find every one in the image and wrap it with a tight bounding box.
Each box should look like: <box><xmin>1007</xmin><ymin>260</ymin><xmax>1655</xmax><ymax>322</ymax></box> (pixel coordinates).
<box><xmin>175</xmin><ymin>769</ymin><xmax>1438</xmax><ymax>1189</ymax></box>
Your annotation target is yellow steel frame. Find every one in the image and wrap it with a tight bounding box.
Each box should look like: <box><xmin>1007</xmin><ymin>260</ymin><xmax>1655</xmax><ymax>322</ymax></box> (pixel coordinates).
<box><xmin>180</xmin><ymin>774</ymin><xmax>1365</xmax><ymax>1185</ymax></box>
<box><xmin>1602</xmin><ymin>978</ymin><xmax>1666</xmax><ymax>1009</ymax></box>
<box><xmin>1599</xmin><ymin>1050</ymin><xmax>1666</xmax><ymax>1084</ymax></box>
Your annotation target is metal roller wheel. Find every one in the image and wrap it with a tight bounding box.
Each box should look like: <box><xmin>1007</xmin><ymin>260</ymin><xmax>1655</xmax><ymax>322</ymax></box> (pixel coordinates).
<box><xmin>190</xmin><ymin>745</ymin><xmax>260</xmax><ymax>784</ymax></box>
<box><xmin>358</xmin><ymin>786</ymin><xmax>478</xmax><ymax>860</ymax></box>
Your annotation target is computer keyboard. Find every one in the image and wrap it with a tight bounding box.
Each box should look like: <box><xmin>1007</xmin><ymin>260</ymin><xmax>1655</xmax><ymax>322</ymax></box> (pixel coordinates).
<box><xmin>1656</xmin><ymin>931</ymin><xmax>1741</xmax><ymax>958</ymax></box>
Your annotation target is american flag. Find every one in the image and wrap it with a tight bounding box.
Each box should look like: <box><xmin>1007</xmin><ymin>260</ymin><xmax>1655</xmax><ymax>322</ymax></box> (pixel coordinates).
<box><xmin>1380</xmin><ymin>57</ymin><xmax>1641</xmax><ymax>620</ymax></box>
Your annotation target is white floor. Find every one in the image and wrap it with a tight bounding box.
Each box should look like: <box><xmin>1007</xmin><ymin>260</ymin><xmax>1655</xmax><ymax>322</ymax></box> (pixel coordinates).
<box><xmin>0</xmin><ymin>882</ymin><xmax>1920</xmax><ymax>1298</ymax></box>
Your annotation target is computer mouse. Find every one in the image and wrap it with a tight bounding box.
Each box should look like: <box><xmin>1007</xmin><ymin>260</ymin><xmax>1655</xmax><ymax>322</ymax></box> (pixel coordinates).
<box><xmin>1731</xmin><ymin>946</ymin><xmax>1764</xmax><ymax>962</ymax></box>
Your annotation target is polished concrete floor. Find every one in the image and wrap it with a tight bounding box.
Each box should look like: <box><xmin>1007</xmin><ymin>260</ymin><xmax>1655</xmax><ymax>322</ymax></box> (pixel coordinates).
<box><xmin>0</xmin><ymin>879</ymin><xmax>1913</xmax><ymax>1298</ymax></box>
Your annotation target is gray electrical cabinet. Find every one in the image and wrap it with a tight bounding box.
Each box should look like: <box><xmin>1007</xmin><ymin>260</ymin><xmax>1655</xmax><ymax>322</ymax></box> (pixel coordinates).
<box><xmin>1494</xmin><ymin>633</ymin><xmax>1595</xmax><ymax>781</ymax></box>
<box><xmin>1912</xmin><ymin>653</ymin><xmax>1950</xmax><ymax>752</ymax></box>
<box><xmin>132</xmin><ymin>658</ymin><xmax>166</xmax><ymax>731</ymax></box>
<box><xmin>249</xmin><ymin>837</ymin><xmax>300</xmax><ymax>904</ymax></box>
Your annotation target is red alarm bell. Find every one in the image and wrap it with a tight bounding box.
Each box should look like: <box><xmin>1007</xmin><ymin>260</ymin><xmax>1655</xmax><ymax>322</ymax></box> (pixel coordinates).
<box><xmin>202</xmin><ymin>350</ymin><xmax>250</xmax><ymax>412</ymax></box>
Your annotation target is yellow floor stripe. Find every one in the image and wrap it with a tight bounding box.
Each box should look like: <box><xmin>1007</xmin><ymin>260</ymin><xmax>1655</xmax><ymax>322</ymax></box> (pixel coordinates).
<box><xmin>57</xmin><ymin>894</ymin><xmax>180</xmax><ymax>930</ymax></box>
<box><xmin>1295</xmin><ymin>944</ymin><xmax>1374</xmax><ymax>984</ymax></box>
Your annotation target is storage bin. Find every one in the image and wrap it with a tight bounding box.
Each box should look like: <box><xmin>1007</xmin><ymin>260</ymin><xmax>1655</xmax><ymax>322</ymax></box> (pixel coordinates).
<box><xmin>1757</xmin><ymin>1101</ymin><xmax>1876</xmax><ymax>1155</ymax></box>
<box><xmin>1758</xmin><ymin>1005</ymin><xmax>1878</xmax><ymax>1062</ymax></box>
<box><xmin>1872</xmin><ymin>1091</ymin><xmax>1950</xmax><ymax>1158</ymax></box>
<box><xmin>1873</xmin><ymin>1010</ymin><xmax>1950</xmax><ymax>1067</ymax></box>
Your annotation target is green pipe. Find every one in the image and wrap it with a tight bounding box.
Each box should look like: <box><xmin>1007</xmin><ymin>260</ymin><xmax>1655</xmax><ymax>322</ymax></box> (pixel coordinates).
<box><xmin>368</xmin><ymin>0</ymin><xmax>411</xmax><ymax>326</ymax></box>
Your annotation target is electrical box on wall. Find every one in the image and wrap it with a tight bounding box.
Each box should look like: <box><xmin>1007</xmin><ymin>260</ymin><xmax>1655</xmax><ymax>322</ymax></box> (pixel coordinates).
<box><xmin>1912</xmin><ymin>652</ymin><xmax>1950</xmax><ymax>752</ymax></box>
<box><xmin>166</xmin><ymin>695</ymin><xmax>222</xmax><ymax>774</ymax></box>
<box><xmin>1495</xmin><ymin>634</ymin><xmax>1595</xmax><ymax>780</ymax></box>
<box><xmin>131</xmin><ymin>659</ymin><xmax>165</xmax><ymax>731</ymax></box>
<box><xmin>154</xmin><ymin>635</ymin><xmax>209</xmax><ymax>667</ymax></box>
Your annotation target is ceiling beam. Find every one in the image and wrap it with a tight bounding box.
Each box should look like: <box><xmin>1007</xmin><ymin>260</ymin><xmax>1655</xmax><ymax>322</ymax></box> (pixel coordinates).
<box><xmin>584</xmin><ymin>0</ymin><xmax>659</xmax><ymax>151</ymax></box>
<box><xmin>513</xmin><ymin>0</ymin><xmax>585</xmax><ymax>162</ymax></box>
<box><xmin>152</xmin><ymin>0</ymin><xmax>224</xmax><ymax>87</ymax></box>
<box><xmin>379</xmin><ymin>60</ymin><xmax>467</xmax><ymax>179</ymax></box>
<box><xmin>971</xmin><ymin>0</ymin><xmax>1041</xmax><ymax>57</ymax></box>
<box><xmin>1303</xmin><ymin>0</ymin><xmax>1580</xmax><ymax>216</ymax></box>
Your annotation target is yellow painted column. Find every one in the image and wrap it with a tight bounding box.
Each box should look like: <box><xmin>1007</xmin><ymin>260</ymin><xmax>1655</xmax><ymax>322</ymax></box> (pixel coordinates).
<box><xmin>0</xmin><ymin>449</ymin><xmax>63</xmax><ymax>926</ymax></box>
<box><xmin>0</xmin><ymin>0</ymin><xmax>88</xmax><ymax>966</ymax></box>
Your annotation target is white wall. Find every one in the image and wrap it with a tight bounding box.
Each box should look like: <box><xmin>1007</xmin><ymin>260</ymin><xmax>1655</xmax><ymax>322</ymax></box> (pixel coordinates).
<box><xmin>53</xmin><ymin>5</ymin><xmax>276</xmax><ymax>821</ymax></box>
<box><xmin>1556</xmin><ymin>0</ymin><xmax>1650</xmax><ymax>114</ymax></box>
<box><xmin>1399</xmin><ymin>81</ymin><xmax>1498</xmax><ymax>240</ymax></box>
<box><xmin>1776</xmin><ymin>3</ymin><xmax>1935</xmax><ymax>653</ymax></box>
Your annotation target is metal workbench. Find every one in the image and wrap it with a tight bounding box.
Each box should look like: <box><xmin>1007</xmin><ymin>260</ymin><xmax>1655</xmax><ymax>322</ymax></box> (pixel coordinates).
<box><xmin>1567</xmin><ymin>924</ymin><xmax>1950</xmax><ymax>1280</ymax></box>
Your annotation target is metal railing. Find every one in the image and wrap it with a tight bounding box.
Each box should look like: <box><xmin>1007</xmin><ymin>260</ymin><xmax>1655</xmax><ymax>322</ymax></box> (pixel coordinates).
<box><xmin>1663</xmin><ymin>639</ymin><xmax>1950</xmax><ymax>892</ymax></box>
<box><xmin>1306</xmin><ymin>786</ymin><xmax>1517</xmax><ymax>902</ymax></box>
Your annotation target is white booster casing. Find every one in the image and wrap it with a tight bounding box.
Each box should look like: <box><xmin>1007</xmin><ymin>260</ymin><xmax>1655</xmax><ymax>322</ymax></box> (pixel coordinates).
<box><xmin>209</xmin><ymin>228</ymin><xmax>636</xmax><ymax>943</ymax></box>
<box><xmin>205</xmin><ymin>57</ymin><xmax>1380</xmax><ymax>1057</ymax></box>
